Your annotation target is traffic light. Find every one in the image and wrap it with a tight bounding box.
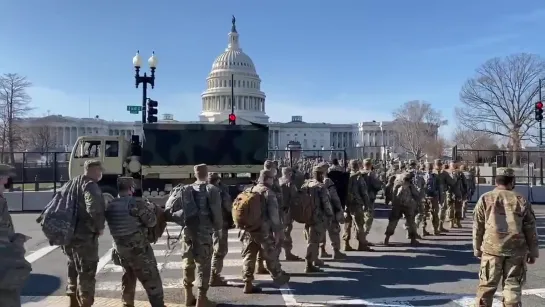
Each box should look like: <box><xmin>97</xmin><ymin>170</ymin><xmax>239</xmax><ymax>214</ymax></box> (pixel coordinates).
<box><xmin>536</xmin><ymin>101</ymin><xmax>543</xmax><ymax>121</ymax></box>
<box><xmin>147</xmin><ymin>99</ymin><xmax>158</xmax><ymax>123</ymax></box>
<box><xmin>228</xmin><ymin>113</ymin><xmax>236</xmax><ymax>125</ymax></box>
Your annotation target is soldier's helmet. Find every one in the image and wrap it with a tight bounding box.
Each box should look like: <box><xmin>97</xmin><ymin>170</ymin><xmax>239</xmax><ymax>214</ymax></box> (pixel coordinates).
<box><xmin>498</xmin><ymin>167</ymin><xmax>515</xmax><ymax>177</ymax></box>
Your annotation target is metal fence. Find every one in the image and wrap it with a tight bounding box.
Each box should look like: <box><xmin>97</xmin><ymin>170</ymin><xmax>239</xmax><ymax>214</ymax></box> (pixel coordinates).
<box><xmin>267</xmin><ymin>149</ymin><xmax>348</xmax><ymax>168</ymax></box>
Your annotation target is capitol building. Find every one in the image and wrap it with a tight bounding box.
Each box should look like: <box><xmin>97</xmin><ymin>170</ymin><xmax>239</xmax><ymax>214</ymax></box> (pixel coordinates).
<box><xmin>19</xmin><ymin>18</ymin><xmax>407</xmax><ymax>161</ymax></box>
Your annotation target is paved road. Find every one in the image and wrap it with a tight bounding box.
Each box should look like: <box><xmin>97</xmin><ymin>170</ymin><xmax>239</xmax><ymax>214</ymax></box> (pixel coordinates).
<box><xmin>15</xmin><ymin>206</ymin><xmax>545</xmax><ymax>306</ymax></box>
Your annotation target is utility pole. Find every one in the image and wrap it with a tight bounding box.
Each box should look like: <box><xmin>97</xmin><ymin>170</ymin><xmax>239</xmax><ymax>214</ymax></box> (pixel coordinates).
<box><xmin>539</xmin><ymin>79</ymin><xmax>544</xmax><ymax>185</ymax></box>
<box><xmin>231</xmin><ymin>74</ymin><xmax>235</xmax><ymax>115</ymax></box>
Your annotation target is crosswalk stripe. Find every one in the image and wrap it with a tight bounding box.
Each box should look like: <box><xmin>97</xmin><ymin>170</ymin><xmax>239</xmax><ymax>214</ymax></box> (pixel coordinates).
<box><xmin>100</xmin><ymin>259</ymin><xmax>245</xmax><ymax>273</ymax></box>
<box><xmin>453</xmin><ymin>296</ymin><xmax>503</xmax><ymax>307</ymax></box>
<box><xmin>95</xmin><ymin>275</ymin><xmax>272</xmax><ymax>292</ymax></box>
<box><xmin>153</xmin><ymin>247</ymin><xmax>241</xmax><ymax>257</ymax></box>
<box><xmin>165</xmin><ymin>225</ymin><xmax>239</xmax><ymax>235</ymax></box>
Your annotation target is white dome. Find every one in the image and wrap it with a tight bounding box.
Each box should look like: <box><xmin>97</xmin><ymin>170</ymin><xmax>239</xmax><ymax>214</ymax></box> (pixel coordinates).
<box><xmin>199</xmin><ymin>17</ymin><xmax>269</xmax><ymax>124</ymax></box>
<box><xmin>212</xmin><ymin>49</ymin><xmax>256</xmax><ymax>73</ymax></box>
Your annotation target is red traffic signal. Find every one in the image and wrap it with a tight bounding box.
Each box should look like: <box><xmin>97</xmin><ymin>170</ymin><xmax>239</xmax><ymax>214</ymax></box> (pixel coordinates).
<box><xmin>229</xmin><ymin>114</ymin><xmax>236</xmax><ymax>121</ymax></box>
<box><xmin>537</xmin><ymin>102</ymin><xmax>544</xmax><ymax>109</ymax></box>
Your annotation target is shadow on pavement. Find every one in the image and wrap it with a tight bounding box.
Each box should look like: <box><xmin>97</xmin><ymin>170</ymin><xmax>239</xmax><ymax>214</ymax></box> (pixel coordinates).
<box><xmin>21</xmin><ymin>273</ymin><xmax>62</xmax><ymax>296</ymax></box>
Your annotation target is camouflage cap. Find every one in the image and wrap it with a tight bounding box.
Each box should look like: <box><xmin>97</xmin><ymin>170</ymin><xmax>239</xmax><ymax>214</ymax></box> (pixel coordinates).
<box><xmin>312</xmin><ymin>165</ymin><xmax>324</xmax><ymax>173</ymax></box>
<box><xmin>194</xmin><ymin>164</ymin><xmax>207</xmax><ymax>173</ymax></box>
<box><xmin>258</xmin><ymin>169</ymin><xmax>275</xmax><ymax>182</ymax></box>
<box><xmin>362</xmin><ymin>158</ymin><xmax>372</xmax><ymax>165</ymax></box>
<box><xmin>349</xmin><ymin>159</ymin><xmax>359</xmax><ymax>168</ymax></box>
<box><xmin>409</xmin><ymin>159</ymin><xmax>417</xmax><ymax>166</ymax></box>
<box><xmin>281</xmin><ymin>166</ymin><xmax>293</xmax><ymax>175</ymax></box>
<box><xmin>498</xmin><ymin>167</ymin><xmax>515</xmax><ymax>177</ymax></box>
<box><xmin>0</xmin><ymin>164</ymin><xmax>15</xmax><ymax>177</ymax></box>
<box><xmin>264</xmin><ymin>160</ymin><xmax>274</xmax><ymax>170</ymax></box>
<box><xmin>433</xmin><ymin>159</ymin><xmax>442</xmax><ymax>165</ymax></box>
<box><xmin>317</xmin><ymin>162</ymin><xmax>329</xmax><ymax>172</ymax></box>
<box><xmin>83</xmin><ymin>159</ymin><xmax>102</xmax><ymax>171</ymax></box>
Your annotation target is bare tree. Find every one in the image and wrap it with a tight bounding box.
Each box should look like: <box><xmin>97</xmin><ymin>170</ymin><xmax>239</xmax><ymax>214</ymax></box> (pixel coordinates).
<box><xmin>25</xmin><ymin>125</ymin><xmax>58</xmax><ymax>153</ymax></box>
<box><xmin>452</xmin><ymin>127</ymin><xmax>497</xmax><ymax>150</ymax></box>
<box><xmin>455</xmin><ymin>53</ymin><xmax>545</xmax><ymax>164</ymax></box>
<box><xmin>0</xmin><ymin>74</ymin><xmax>33</xmax><ymax>163</ymax></box>
<box><xmin>423</xmin><ymin>135</ymin><xmax>448</xmax><ymax>160</ymax></box>
<box><xmin>392</xmin><ymin>100</ymin><xmax>447</xmax><ymax>160</ymax></box>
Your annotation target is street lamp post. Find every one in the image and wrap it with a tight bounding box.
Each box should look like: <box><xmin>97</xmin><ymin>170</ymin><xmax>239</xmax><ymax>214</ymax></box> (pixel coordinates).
<box><xmin>379</xmin><ymin>121</ymin><xmax>386</xmax><ymax>167</ymax></box>
<box><xmin>133</xmin><ymin>51</ymin><xmax>158</xmax><ymax>124</ymax></box>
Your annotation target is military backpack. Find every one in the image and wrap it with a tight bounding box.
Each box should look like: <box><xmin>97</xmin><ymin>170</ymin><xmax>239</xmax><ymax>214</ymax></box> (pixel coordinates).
<box><xmin>232</xmin><ymin>187</ymin><xmax>262</xmax><ymax>231</ymax></box>
<box><xmin>292</xmin><ymin>181</ymin><xmax>317</xmax><ymax>224</ymax></box>
<box><xmin>164</xmin><ymin>184</ymin><xmax>201</xmax><ymax>229</ymax></box>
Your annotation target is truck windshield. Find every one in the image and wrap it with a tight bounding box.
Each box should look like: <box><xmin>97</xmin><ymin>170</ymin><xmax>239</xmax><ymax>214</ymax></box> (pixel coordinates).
<box><xmin>141</xmin><ymin>123</ymin><xmax>269</xmax><ymax>166</ymax></box>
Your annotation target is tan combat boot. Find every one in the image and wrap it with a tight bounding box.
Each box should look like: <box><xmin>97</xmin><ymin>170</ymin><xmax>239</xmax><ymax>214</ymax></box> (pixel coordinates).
<box><xmin>319</xmin><ymin>246</ymin><xmax>331</xmax><ymax>258</ymax></box>
<box><xmin>343</xmin><ymin>240</ymin><xmax>354</xmax><ymax>251</ymax></box>
<box><xmin>332</xmin><ymin>249</ymin><xmax>346</xmax><ymax>259</ymax></box>
<box><xmin>209</xmin><ymin>273</ymin><xmax>228</xmax><ymax>287</ymax></box>
<box><xmin>184</xmin><ymin>286</ymin><xmax>197</xmax><ymax>306</ymax></box>
<box><xmin>195</xmin><ymin>292</ymin><xmax>215</xmax><ymax>307</ymax></box>
<box><xmin>304</xmin><ymin>260</ymin><xmax>323</xmax><ymax>273</ymax></box>
<box><xmin>357</xmin><ymin>241</ymin><xmax>374</xmax><ymax>252</ymax></box>
<box><xmin>68</xmin><ymin>294</ymin><xmax>79</xmax><ymax>307</ymax></box>
<box><xmin>243</xmin><ymin>281</ymin><xmax>262</xmax><ymax>294</ymax></box>
<box><xmin>255</xmin><ymin>261</ymin><xmax>268</xmax><ymax>274</ymax></box>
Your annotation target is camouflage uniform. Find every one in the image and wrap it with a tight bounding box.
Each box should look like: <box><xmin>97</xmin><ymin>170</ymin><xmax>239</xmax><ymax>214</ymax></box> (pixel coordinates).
<box><xmin>384</xmin><ymin>171</ymin><xmax>419</xmax><ymax>246</ymax></box>
<box><xmin>318</xmin><ymin>163</ymin><xmax>345</xmax><ymax>259</ymax></box>
<box><xmin>435</xmin><ymin>160</ymin><xmax>454</xmax><ymax>232</ymax></box>
<box><xmin>240</xmin><ymin>170</ymin><xmax>289</xmax><ymax>293</ymax></box>
<box><xmin>208</xmin><ymin>173</ymin><xmax>233</xmax><ymax>287</ymax></box>
<box><xmin>473</xmin><ymin>168</ymin><xmax>539</xmax><ymax>307</ymax></box>
<box><xmin>0</xmin><ymin>164</ymin><xmax>32</xmax><ymax>307</ymax></box>
<box><xmin>360</xmin><ymin>159</ymin><xmax>383</xmax><ymax>242</ymax></box>
<box><xmin>461</xmin><ymin>165</ymin><xmax>476</xmax><ymax>219</ymax></box>
<box><xmin>303</xmin><ymin>166</ymin><xmax>334</xmax><ymax>272</ymax></box>
<box><xmin>62</xmin><ymin>160</ymin><xmax>106</xmax><ymax>307</ymax></box>
<box><xmin>343</xmin><ymin>160</ymin><xmax>372</xmax><ymax>251</ymax></box>
<box><xmin>106</xmin><ymin>177</ymin><xmax>164</xmax><ymax>307</ymax></box>
<box><xmin>279</xmin><ymin>167</ymin><xmax>303</xmax><ymax>261</ymax></box>
<box><xmin>446</xmin><ymin>163</ymin><xmax>467</xmax><ymax>228</ymax></box>
<box><xmin>384</xmin><ymin>164</ymin><xmax>401</xmax><ymax>205</ymax></box>
<box><xmin>421</xmin><ymin>163</ymin><xmax>441</xmax><ymax>236</ymax></box>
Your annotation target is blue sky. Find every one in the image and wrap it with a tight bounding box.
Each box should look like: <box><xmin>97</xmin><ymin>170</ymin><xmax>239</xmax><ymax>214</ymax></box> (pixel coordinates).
<box><xmin>1</xmin><ymin>0</ymin><xmax>544</xmax><ymax>137</ymax></box>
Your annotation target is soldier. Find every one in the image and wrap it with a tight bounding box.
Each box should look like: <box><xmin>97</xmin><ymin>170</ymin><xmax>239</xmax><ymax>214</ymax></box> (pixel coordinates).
<box><xmin>359</xmin><ymin>158</ymin><xmax>383</xmax><ymax>245</ymax></box>
<box><xmin>446</xmin><ymin>161</ymin><xmax>467</xmax><ymax>228</ymax></box>
<box><xmin>421</xmin><ymin>162</ymin><xmax>441</xmax><ymax>236</ymax></box>
<box><xmin>384</xmin><ymin>163</ymin><xmax>401</xmax><ymax>206</ymax></box>
<box><xmin>0</xmin><ymin>164</ymin><xmax>32</xmax><ymax>306</ymax></box>
<box><xmin>240</xmin><ymin>170</ymin><xmax>290</xmax><ymax>293</ymax></box>
<box><xmin>407</xmin><ymin>160</ymin><xmax>425</xmax><ymax>239</ymax></box>
<box><xmin>278</xmin><ymin>167</ymin><xmax>303</xmax><ymax>261</ymax></box>
<box><xmin>302</xmin><ymin>166</ymin><xmax>334</xmax><ymax>272</ymax></box>
<box><xmin>105</xmin><ymin>177</ymin><xmax>165</xmax><ymax>307</ymax></box>
<box><xmin>329</xmin><ymin>158</ymin><xmax>344</xmax><ymax>172</ymax></box>
<box><xmin>384</xmin><ymin>171</ymin><xmax>419</xmax><ymax>246</ymax></box>
<box><xmin>473</xmin><ymin>168</ymin><xmax>539</xmax><ymax>307</ymax></box>
<box><xmin>460</xmin><ymin>165</ymin><xmax>476</xmax><ymax>219</ymax></box>
<box><xmin>317</xmin><ymin>163</ymin><xmax>345</xmax><ymax>259</ymax></box>
<box><xmin>435</xmin><ymin>159</ymin><xmax>454</xmax><ymax>233</ymax></box>
<box><xmin>172</xmin><ymin>164</ymin><xmax>222</xmax><ymax>307</ymax></box>
<box><xmin>208</xmin><ymin>172</ymin><xmax>233</xmax><ymax>287</ymax></box>
<box><xmin>62</xmin><ymin>159</ymin><xmax>106</xmax><ymax>307</ymax></box>
<box><xmin>256</xmin><ymin>160</ymin><xmax>282</xmax><ymax>274</ymax></box>
<box><xmin>343</xmin><ymin>159</ymin><xmax>372</xmax><ymax>251</ymax></box>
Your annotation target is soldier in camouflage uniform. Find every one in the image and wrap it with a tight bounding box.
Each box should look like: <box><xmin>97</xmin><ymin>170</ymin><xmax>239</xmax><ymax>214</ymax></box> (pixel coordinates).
<box><xmin>279</xmin><ymin>167</ymin><xmax>303</xmax><ymax>261</ymax></box>
<box><xmin>460</xmin><ymin>165</ymin><xmax>476</xmax><ymax>219</ymax></box>
<box><xmin>0</xmin><ymin>164</ymin><xmax>32</xmax><ymax>307</ymax></box>
<box><xmin>359</xmin><ymin>159</ymin><xmax>382</xmax><ymax>245</ymax></box>
<box><xmin>256</xmin><ymin>160</ymin><xmax>282</xmax><ymax>274</ymax></box>
<box><xmin>62</xmin><ymin>159</ymin><xmax>106</xmax><ymax>307</ymax></box>
<box><xmin>384</xmin><ymin>171</ymin><xmax>419</xmax><ymax>246</ymax></box>
<box><xmin>328</xmin><ymin>158</ymin><xmax>344</xmax><ymax>172</ymax></box>
<box><xmin>343</xmin><ymin>160</ymin><xmax>373</xmax><ymax>251</ymax></box>
<box><xmin>384</xmin><ymin>163</ymin><xmax>401</xmax><ymax>206</ymax></box>
<box><xmin>240</xmin><ymin>170</ymin><xmax>290</xmax><ymax>293</ymax></box>
<box><xmin>421</xmin><ymin>162</ymin><xmax>441</xmax><ymax>236</ymax></box>
<box><xmin>446</xmin><ymin>161</ymin><xmax>467</xmax><ymax>229</ymax></box>
<box><xmin>435</xmin><ymin>159</ymin><xmax>454</xmax><ymax>233</ymax></box>
<box><xmin>473</xmin><ymin>168</ymin><xmax>539</xmax><ymax>307</ymax></box>
<box><xmin>317</xmin><ymin>163</ymin><xmax>346</xmax><ymax>259</ymax></box>
<box><xmin>172</xmin><ymin>164</ymin><xmax>222</xmax><ymax>307</ymax></box>
<box><xmin>303</xmin><ymin>166</ymin><xmax>334</xmax><ymax>272</ymax></box>
<box><xmin>407</xmin><ymin>160</ymin><xmax>425</xmax><ymax>239</ymax></box>
<box><xmin>105</xmin><ymin>177</ymin><xmax>165</xmax><ymax>307</ymax></box>
<box><xmin>208</xmin><ymin>173</ymin><xmax>233</xmax><ymax>287</ymax></box>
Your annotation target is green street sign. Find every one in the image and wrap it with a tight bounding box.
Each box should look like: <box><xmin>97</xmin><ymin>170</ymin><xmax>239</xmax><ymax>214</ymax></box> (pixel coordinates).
<box><xmin>126</xmin><ymin>105</ymin><xmax>142</xmax><ymax>114</ymax></box>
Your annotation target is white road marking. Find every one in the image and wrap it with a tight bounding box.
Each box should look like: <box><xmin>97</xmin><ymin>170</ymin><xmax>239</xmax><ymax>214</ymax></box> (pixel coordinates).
<box><xmin>96</xmin><ymin>248</ymin><xmax>113</xmax><ymax>273</ymax></box>
<box><xmin>100</xmin><ymin>259</ymin><xmax>245</xmax><ymax>273</ymax></box>
<box><xmin>154</xmin><ymin>247</ymin><xmax>241</xmax><ymax>257</ymax></box>
<box><xmin>453</xmin><ymin>296</ymin><xmax>503</xmax><ymax>307</ymax></box>
<box><xmin>25</xmin><ymin>245</ymin><xmax>59</xmax><ymax>263</ymax></box>
<box><xmin>95</xmin><ymin>275</ymin><xmax>272</xmax><ymax>291</ymax></box>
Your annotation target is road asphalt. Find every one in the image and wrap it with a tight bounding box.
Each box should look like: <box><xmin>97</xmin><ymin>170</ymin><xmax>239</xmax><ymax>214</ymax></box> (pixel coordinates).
<box><xmin>13</xmin><ymin>205</ymin><xmax>545</xmax><ymax>306</ymax></box>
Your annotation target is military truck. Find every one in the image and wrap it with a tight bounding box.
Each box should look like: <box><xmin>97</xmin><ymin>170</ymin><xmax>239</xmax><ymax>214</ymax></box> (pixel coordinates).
<box><xmin>68</xmin><ymin>122</ymin><xmax>269</xmax><ymax>204</ymax></box>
